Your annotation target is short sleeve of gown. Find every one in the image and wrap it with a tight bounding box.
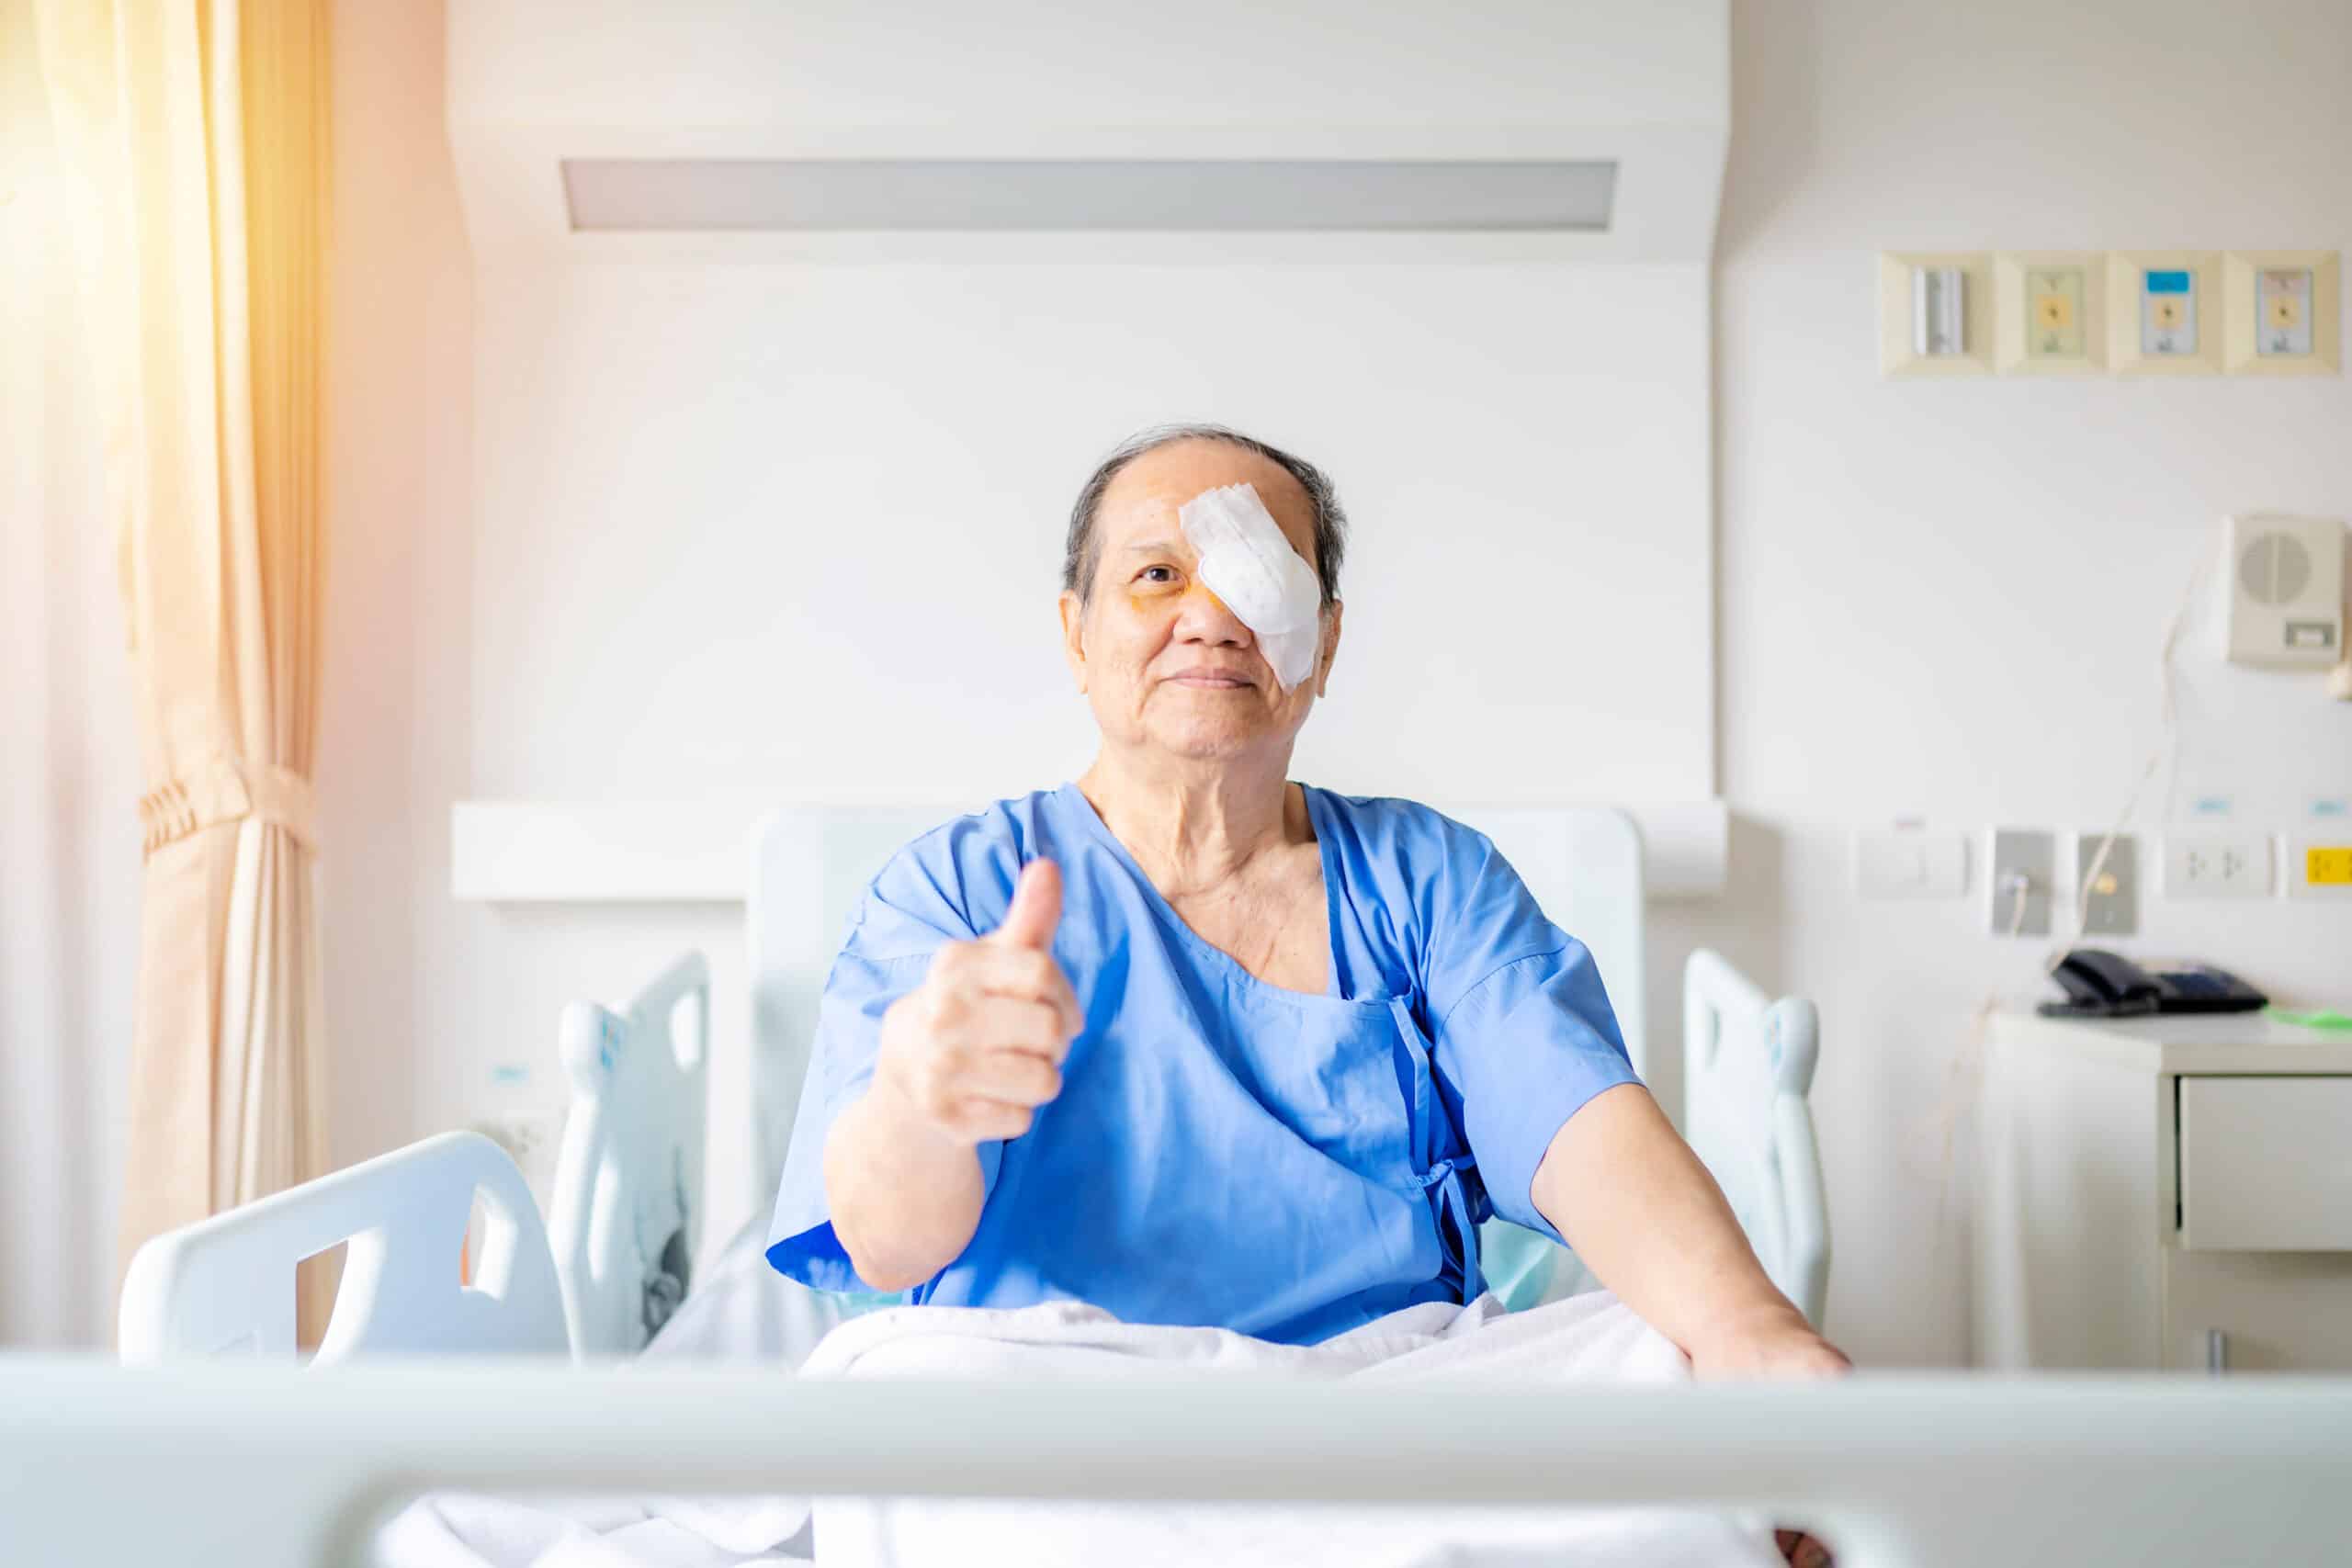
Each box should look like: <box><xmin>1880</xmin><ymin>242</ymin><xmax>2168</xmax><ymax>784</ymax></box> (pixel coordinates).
<box><xmin>1421</xmin><ymin>829</ymin><xmax>1641</xmax><ymax>1244</ymax></box>
<box><xmin>763</xmin><ymin>841</ymin><xmax>1001</xmax><ymax>1293</ymax></box>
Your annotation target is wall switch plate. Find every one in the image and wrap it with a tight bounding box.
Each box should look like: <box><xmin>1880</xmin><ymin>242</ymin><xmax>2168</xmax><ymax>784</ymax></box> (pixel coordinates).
<box><xmin>1985</xmin><ymin>828</ymin><xmax>2053</xmax><ymax>936</ymax></box>
<box><xmin>1879</xmin><ymin>252</ymin><xmax>1993</xmax><ymax>377</ymax></box>
<box><xmin>2108</xmin><ymin>251</ymin><xmax>2222</xmax><ymax>374</ymax></box>
<box><xmin>2074</xmin><ymin>832</ymin><xmax>2138</xmax><ymax>935</ymax></box>
<box><xmin>1996</xmin><ymin>253</ymin><xmax>2106</xmax><ymax>375</ymax></box>
<box><xmin>1855</xmin><ymin>827</ymin><xmax>1968</xmax><ymax>898</ymax></box>
<box><xmin>2223</xmin><ymin>250</ymin><xmax>2340</xmax><ymax>376</ymax></box>
<box><xmin>2163</xmin><ymin>832</ymin><xmax>2275</xmax><ymax>900</ymax></box>
<box><xmin>2285</xmin><ymin>838</ymin><xmax>2352</xmax><ymax>899</ymax></box>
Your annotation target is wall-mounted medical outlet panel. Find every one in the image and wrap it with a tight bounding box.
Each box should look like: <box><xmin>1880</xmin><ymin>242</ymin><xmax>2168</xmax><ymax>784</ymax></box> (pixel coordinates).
<box><xmin>2285</xmin><ymin>839</ymin><xmax>2352</xmax><ymax>898</ymax></box>
<box><xmin>1996</xmin><ymin>253</ymin><xmax>2106</xmax><ymax>375</ymax></box>
<box><xmin>2162</xmin><ymin>832</ymin><xmax>2275</xmax><ymax>900</ymax></box>
<box><xmin>2223</xmin><ymin>250</ymin><xmax>2340</xmax><ymax>376</ymax></box>
<box><xmin>1879</xmin><ymin>252</ymin><xmax>1993</xmax><ymax>377</ymax></box>
<box><xmin>2108</xmin><ymin>252</ymin><xmax>2222</xmax><ymax>374</ymax></box>
<box><xmin>1985</xmin><ymin>828</ymin><xmax>2053</xmax><ymax>936</ymax></box>
<box><xmin>2074</xmin><ymin>833</ymin><xmax>2138</xmax><ymax>936</ymax></box>
<box><xmin>2222</xmin><ymin>513</ymin><xmax>2344</xmax><ymax>669</ymax></box>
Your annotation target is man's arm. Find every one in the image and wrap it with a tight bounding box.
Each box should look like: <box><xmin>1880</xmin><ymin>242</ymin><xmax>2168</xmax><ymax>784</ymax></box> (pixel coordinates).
<box><xmin>823</xmin><ymin>860</ymin><xmax>1078</xmax><ymax>1292</ymax></box>
<box><xmin>825</xmin><ymin>1082</ymin><xmax>991</xmax><ymax>1292</ymax></box>
<box><xmin>1529</xmin><ymin>1081</ymin><xmax>1849</xmax><ymax>1377</ymax></box>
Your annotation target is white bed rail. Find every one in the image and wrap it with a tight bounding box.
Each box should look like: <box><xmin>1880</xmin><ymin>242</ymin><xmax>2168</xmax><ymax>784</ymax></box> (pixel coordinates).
<box><xmin>118</xmin><ymin>1132</ymin><xmax>568</xmax><ymax>1363</ymax></box>
<box><xmin>548</xmin><ymin>949</ymin><xmax>712</xmax><ymax>1356</ymax></box>
<box><xmin>1684</xmin><ymin>949</ymin><xmax>1829</xmax><ymax>1325</ymax></box>
<box><xmin>4</xmin><ymin>1360</ymin><xmax>2346</xmax><ymax>1566</ymax></box>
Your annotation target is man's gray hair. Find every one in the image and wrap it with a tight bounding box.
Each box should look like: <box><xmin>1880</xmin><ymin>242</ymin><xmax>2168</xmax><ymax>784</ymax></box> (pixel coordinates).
<box><xmin>1061</xmin><ymin>423</ymin><xmax>1348</xmax><ymax>609</ymax></box>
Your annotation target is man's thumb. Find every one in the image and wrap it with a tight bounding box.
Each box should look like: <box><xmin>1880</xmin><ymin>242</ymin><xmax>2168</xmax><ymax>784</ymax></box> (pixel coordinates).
<box><xmin>990</xmin><ymin>859</ymin><xmax>1062</xmax><ymax>951</ymax></box>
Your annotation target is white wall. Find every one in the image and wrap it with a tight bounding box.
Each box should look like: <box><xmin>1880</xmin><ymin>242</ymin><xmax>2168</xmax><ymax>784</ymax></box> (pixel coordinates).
<box><xmin>321</xmin><ymin>0</ymin><xmax>2352</xmax><ymax>1367</ymax></box>
<box><xmin>454</xmin><ymin>258</ymin><xmax>1713</xmax><ymax>1237</ymax></box>
<box><xmin>318</xmin><ymin>0</ymin><xmax>476</xmax><ymax>1179</ymax></box>
<box><xmin>1692</xmin><ymin>0</ymin><xmax>2352</xmax><ymax>1364</ymax></box>
<box><xmin>468</xmin><ymin>259</ymin><xmax>1713</xmax><ymax>807</ymax></box>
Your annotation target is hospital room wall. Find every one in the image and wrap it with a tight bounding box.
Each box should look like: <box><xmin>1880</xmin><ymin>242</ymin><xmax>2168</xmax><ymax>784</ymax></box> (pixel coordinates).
<box><xmin>312</xmin><ymin>0</ymin><xmax>1726</xmax><ymax>1310</ymax></box>
<box><xmin>1668</xmin><ymin>0</ymin><xmax>2352</xmax><ymax>1365</ymax></box>
<box><xmin>313</xmin><ymin>0</ymin><xmax>474</xmax><ymax>1223</ymax></box>
<box><xmin>439</xmin><ymin>259</ymin><xmax>1714</xmax><ymax>1260</ymax></box>
<box><xmin>292</xmin><ymin>0</ymin><xmax>2352</xmax><ymax>1371</ymax></box>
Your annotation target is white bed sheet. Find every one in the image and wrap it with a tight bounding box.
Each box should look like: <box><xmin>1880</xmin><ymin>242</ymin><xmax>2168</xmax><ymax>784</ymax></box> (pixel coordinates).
<box><xmin>639</xmin><ymin>1220</ymin><xmax>854</xmax><ymax>1370</ymax></box>
<box><xmin>382</xmin><ymin>1270</ymin><xmax>1779</xmax><ymax>1568</ymax></box>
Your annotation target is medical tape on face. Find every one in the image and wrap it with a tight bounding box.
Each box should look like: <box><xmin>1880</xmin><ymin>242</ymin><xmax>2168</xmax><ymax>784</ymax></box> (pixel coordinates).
<box><xmin>1176</xmin><ymin>482</ymin><xmax>1323</xmax><ymax>691</ymax></box>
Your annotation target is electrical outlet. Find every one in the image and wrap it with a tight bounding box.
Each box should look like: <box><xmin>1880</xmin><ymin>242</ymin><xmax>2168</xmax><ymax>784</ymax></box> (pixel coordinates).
<box><xmin>2075</xmin><ymin>832</ymin><xmax>2138</xmax><ymax>935</ymax></box>
<box><xmin>2163</xmin><ymin>833</ymin><xmax>2274</xmax><ymax>900</ymax></box>
<box><xmin>1986</xmin><ymin>829</ymin><xmax>2053</xmax><ymax>936</ymax></box>
<box><xmin>2285</xmin><ymin>838</ymin><xmax>2352</xmax><ymax>899</ymax></box>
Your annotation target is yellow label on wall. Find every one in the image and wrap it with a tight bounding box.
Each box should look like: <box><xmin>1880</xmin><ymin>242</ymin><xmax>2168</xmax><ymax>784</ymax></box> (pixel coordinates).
<box><xmin>2309</xmin><ymin>846</ymin><xmax>2352</xmax><ymax>886</ymax></box>
<box><xmin>2026</xmin><ymin>268</ymin><xmax>2086</xmax><ymax>359</ymax></box>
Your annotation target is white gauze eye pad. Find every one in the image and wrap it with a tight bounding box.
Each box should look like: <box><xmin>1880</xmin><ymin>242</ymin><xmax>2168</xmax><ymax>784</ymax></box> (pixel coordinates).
<box><xmin>1176</xmin><ymin>482</ymin><xmax>1324</xmax><ymax>691</ymax></box>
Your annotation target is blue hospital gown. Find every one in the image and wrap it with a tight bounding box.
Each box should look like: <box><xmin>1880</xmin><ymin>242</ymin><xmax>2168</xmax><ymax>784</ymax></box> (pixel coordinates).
<box><xmin>765</xmin><ymin>782</ymin><xmax>1638</xmax><ymax>1346</ymax></box>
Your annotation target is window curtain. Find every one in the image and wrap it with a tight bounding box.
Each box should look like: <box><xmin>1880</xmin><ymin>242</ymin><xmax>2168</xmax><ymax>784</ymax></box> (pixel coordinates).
<box><xmin>0</xmin><ymin>0</ymin><xmax>140</xmax><ymax>1348</ymax></box>
<box><xmin>35</xmin><ymin>0</ymin><xmax>334</xmax><ymax>1336</ymax></box>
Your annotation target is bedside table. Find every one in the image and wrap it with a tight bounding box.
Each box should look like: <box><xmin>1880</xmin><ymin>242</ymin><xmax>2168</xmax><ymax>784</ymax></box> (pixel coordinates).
<box><xmin>1972</xmin><ymin>1010</ymin><xmax>2352</xmax><ymax>1371</ymax></box>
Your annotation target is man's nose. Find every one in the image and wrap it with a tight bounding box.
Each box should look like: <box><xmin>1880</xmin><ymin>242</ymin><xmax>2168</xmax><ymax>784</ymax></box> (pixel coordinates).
<box><xmin>1172</xmin><ymin>582</ymin><xmax>1250</xmax><ymax>645</ymax></box>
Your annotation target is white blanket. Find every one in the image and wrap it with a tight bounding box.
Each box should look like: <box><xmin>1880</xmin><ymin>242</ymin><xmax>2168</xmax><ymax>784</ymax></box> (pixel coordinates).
<box><xmin>382</xmin><ymin>1288</ymin><xmax>1781</xmax><ymax>1568</ymax></box>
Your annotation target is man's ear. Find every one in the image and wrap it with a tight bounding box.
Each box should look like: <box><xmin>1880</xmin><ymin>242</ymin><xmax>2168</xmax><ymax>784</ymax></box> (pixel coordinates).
<box><xmin>1314</xmin><ymin>598</ymin><xmax>1342</xmax><ymax>697</ymax></box>
<box><xmin>1057</xmin><ymin>590</ymin><xmax>1089</xmax><ymax>694</ymax></box>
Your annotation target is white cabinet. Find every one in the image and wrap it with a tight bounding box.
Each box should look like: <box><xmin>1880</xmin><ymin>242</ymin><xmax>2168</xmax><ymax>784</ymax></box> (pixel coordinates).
<box><xmin>2177</xmin><ymin>1077</ymin><xmax>2352</xmax><ymax>1251</ymax></box>
<box><xmin>1972</xmin><ymin>1011</ymin><xmax>2352</xmax><ymax>1371</ymax></box>
<box><xmin>2161</xmin><ymin>1250</ymin><xmax>2352</xmax><ymax>1371</ymax></box>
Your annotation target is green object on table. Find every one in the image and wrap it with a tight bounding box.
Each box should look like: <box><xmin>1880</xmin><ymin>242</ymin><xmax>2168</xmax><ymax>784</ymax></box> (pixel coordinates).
<box><xmin>2266</xmin><ymin>1006</ymin><xmax>2352</xmax><ymax>1031</ymax></box>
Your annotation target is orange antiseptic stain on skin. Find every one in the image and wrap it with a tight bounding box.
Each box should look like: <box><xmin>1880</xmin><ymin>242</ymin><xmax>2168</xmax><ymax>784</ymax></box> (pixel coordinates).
<box><xmin>1125</xmin><ymin>578</ymin><xmax>1235</xmax><ymax>622</ymax></box>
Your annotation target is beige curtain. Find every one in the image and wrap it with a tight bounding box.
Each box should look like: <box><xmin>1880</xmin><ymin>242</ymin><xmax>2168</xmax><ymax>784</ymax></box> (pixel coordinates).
<box><xmin>36</xmin><ymin>0</ymin><xmax>333</xmax><ymax>1336</ymax></box>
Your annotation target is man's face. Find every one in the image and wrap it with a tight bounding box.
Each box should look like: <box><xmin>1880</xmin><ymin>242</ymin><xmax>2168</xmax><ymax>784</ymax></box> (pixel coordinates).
<box><xmin>1059</xmin><ymin>440</ymin><xmax>1342</xmax><ymax>763</ymax></box>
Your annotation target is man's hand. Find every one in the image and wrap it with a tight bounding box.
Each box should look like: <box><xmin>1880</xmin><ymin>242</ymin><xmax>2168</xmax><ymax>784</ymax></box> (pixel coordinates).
<box><xmin>873</xmin><ymin>859</ymin><xmax>1082</xmax><ymax>1145</ymax></box>
<box><xmin>1685</xmin><ymin>1302</ymin><xmax>1851</xmax><ymax>1381</ymax></box>
<box><xmin>1690</xmin><ymin>1303</ymin><xmax>1850</xmax><ymax>1566</ymax></box>
<box><xmin>827</xmin><ymin>859</ymin><xmax>1081</xmax><ymax>1292</ymax></box>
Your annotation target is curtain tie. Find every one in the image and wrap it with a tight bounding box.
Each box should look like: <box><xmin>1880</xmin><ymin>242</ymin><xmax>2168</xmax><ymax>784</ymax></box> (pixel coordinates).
<box><xmin>137</xmin><ymin>751</ymin><xmax>318</xmax><ymax>856</ymax></box>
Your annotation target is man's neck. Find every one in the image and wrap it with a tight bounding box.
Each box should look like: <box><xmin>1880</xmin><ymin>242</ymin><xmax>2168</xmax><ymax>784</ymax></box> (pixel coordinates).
<box><xmin>1076</xmin><ymin>748</ymin><xmax>1303</xmax><ymax>897</ymax></box>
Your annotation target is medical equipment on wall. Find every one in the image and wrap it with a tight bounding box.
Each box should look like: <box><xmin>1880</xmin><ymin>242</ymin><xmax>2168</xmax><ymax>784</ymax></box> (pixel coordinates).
<box><xmin>2221</xmin><ymin>513</ymin><xmax>2344</xmax><ymax>671</ymax></box>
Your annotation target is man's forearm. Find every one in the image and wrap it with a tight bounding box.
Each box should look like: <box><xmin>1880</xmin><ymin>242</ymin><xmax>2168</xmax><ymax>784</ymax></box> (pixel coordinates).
<box><xmin>1528</xmin><ymin>1082</ymin><xmax>1804</xmax><ymax>1354</ymax></box>
<box><xmin>823</xmin><ymin>1079</ymin><xmax>988</xmax><ymax>1292</ymax></box>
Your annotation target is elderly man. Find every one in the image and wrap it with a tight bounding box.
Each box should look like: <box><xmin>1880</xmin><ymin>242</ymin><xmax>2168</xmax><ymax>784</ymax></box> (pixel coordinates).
<box><xmin>767</xmin><ymin>423</ymin><xmax>1845</xmax><ymax>1380</ymax></box>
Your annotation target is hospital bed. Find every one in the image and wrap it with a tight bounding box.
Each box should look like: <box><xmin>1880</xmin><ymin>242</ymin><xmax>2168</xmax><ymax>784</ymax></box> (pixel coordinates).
<box><xmin>73</xmin><ymin>805</ymin><xmax>2279</xmax><ymax>1567</ymax></box>
<box><xmin>101</xmin><ymin>808</ymin><xmax>1845</xmax><ymax>1485</ymax></box>
<box><xmin>116</xmin><ymin>803</ymin><xmax>1741</xmax><ymax>1366</ymax></box>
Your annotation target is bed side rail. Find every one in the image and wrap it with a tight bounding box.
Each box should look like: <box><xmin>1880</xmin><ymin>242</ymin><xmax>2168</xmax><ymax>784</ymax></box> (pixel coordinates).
<box><xmin>118</xmin><ymin>1131</ymin><xmax>569</xmax><ymax>1363</ymax></box>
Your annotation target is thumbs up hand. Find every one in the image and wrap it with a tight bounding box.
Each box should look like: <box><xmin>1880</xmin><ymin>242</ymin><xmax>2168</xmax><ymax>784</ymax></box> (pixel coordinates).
<box><xmin>875</xmin><ymin>860</ymin><xmax>1082</xmax><ymax>1145</ymax></box>
<box><xmin>989</xmin><ymin>857</ymin><xmax>1064</xmax><ymax>953</ymax></box>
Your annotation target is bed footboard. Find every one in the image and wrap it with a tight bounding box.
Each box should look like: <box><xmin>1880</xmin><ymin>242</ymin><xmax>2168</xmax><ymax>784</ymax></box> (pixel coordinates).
<box><xmin>3</xmin><ymin>1363</ymin><xmax>2346</xmax><ymax>1567</ymax></box>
